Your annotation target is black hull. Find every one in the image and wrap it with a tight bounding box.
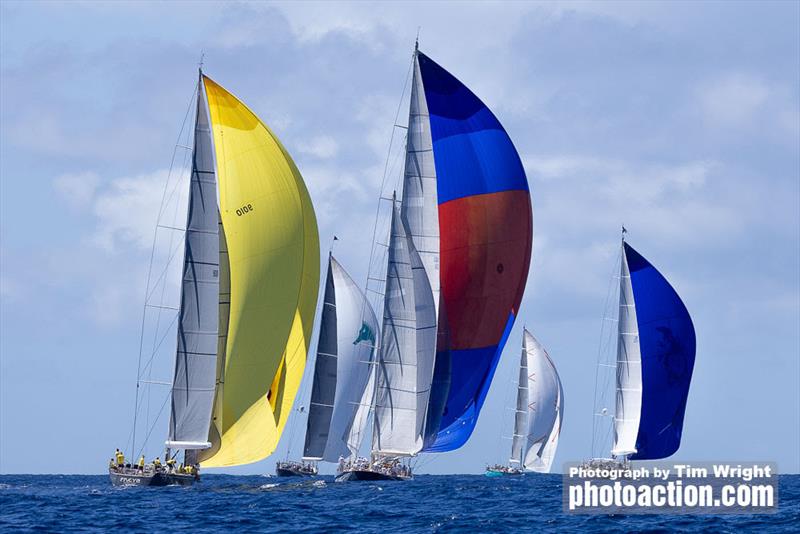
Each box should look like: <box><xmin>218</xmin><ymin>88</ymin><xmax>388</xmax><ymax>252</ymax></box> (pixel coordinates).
<box><xmin>109</xmin><ymin>470</ymin><xmax>196</xmax><ymax>487</ymax></box>
<box><xmin>334</xmin><ymin>469</ymin><xmax>410</xmax><ymax>482</ymax></box>
<box><xmin>275</xmin><ymin>467</ymin><xmax>316</xmax><ymax>477</ymax></box>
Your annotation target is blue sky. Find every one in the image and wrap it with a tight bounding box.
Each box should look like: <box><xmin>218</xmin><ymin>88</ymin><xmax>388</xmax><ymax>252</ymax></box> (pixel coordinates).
<box><xmin>1</xmin><ymin>1</ymin><xmax>798</xmax><ymax>475</ymax></box>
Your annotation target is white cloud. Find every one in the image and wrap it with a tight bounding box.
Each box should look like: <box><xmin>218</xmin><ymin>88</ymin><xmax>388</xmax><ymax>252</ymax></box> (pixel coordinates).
<box><xmin>526</xmin><ymin>155</ymin><xmax>713</xmax><ymax>202</ymax></box>
<box><xmin>91</xmin><ymin>169</ymin><xmax>188</xmax><ymax>252</ymax></box>
<box><xmin>697</xmin><ymin>73</ymin><xmax>770</xmax><ymax>128</ymax></box>
<box><xmin>522</xmin><ymin>154</ymin><xmax>731</xmax><ymax>299</ymax></box>
<box><xmin>297</xmin><ymin>135</ymin><xmax>339</xmax><ymax>159</ymax></box>
<box><xmin>53</xmin><ymin>171</ymin><xmax>100</xmax><ymax>209</ymax></box>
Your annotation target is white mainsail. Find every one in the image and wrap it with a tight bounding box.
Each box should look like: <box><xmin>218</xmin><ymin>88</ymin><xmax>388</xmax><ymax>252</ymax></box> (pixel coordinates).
<box><xmin>373</xmin><ymin>198</ymin><xmax>435</xmax><ymax>456</ymax></box>
<box><xmin>303</xmin><ymin>255</ymin><xmax>379</xmax><ymax>462</ymax></box>
<box><xmin>400</xmin><ymin>50</ymin><xmax>440</xmax><ymax>316</ymax></box>
<box><xmin>521</xmin><ymin>330</ymin><xmax>563</xmax><ymax>473</ymax></box>
<box><xmin>167</xmin><ymin>81</ymin><xmax>218</xmax><ymax>450</ymax></box>
<box><xmin>509</xmin><ymin>343</ymin><xmax>529</xmax><ymax>465</ymax></box>
<box><xmin>611</xmin><ymin>245</ymin><xmax>642</xmax><ymax>457</ymax></box>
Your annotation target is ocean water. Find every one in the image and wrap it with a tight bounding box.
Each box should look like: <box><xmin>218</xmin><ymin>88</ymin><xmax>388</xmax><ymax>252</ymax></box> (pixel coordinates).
<box><xmin>0</xmin><ymin>474</ymin><xmax>797</xmax><ymax>532</ymax></box>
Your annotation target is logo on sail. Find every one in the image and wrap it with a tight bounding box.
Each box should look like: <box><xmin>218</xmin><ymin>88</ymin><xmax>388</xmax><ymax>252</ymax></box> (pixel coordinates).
<box><xmin>353</xmin><ymin>323</ymin><xmax>375</xmax><ymax>346</ymax></box>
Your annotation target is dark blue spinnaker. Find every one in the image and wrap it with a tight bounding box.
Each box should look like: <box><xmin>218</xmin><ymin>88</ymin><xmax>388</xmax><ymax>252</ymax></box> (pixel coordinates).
<box><xmin>625</xmin><ymin>243</ymin><xmax>696</xmax><ymax>460</ymax></box>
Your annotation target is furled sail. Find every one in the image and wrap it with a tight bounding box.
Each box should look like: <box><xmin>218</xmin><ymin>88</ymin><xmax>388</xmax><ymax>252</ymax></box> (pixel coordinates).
<box><xmin>167</xmin><ymin>79</ymin><xmax>220</xmax><ymax>450</ymax></box>
<box><xmin>198</xmin><ymin>75</ymin><xmax>320</xmax><ymax>467</ymax></box>
<box><xmin>623</xmin><ymin>242</ymin><xmax>696</xmax><ymax>460</ymax></box>
<box><xmin>521</xmin><ymin>330</ymin><xmax>563</xmax><ymax>473</ymax></box>
<box><xmin>416</xmin><ymin>51</ymin><xmax>533</xmax><ymax>452</ymax></box>
<box><xmin>303</xmin><ymin>255</ymin><xmax>379</xmax><ymax>462</ymax></box>
<box><xmin>373</xmin><ymin>198</ymin><xmax>435</xmax><ymax>456</ymax></box>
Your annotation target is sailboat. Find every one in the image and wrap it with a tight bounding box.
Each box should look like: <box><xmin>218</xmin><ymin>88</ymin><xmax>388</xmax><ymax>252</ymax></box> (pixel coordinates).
<box><xmin>584</xmin><ymin>233</ymin><xmax>696</xmax><ymax>471</ymax></box>
<box><xmin>486</xmin><ymin>329</ymin><xmax>563</xmax><ymax>477</ymax></box>
<box><xmin>336</xmin><ymin>42</ymin><xmax>533</xmax><ymax>481</ymax></box>
<box><xmin>109</xmin><ymin>69</ymin><xmax>320</xmax><ymax>486</ymax></box>
<box><xmin>276</xmin><ymin>254</ymin><xmax>379</xmax><ymax>477</ymax></box>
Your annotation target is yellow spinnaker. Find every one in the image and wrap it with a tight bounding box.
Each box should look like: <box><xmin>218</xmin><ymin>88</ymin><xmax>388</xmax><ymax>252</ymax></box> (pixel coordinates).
<box><xmin>199</xmin><ymin>75</ymin><xmax>320</xmax><ymax>467</ymax></box>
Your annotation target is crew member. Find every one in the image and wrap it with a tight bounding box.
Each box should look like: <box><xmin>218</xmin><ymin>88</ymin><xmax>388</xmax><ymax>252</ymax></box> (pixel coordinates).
<box><xmin>115</xmin><ymin>449</ymin><xmax>125</xmax><ymax>468</ymax></box>
<box><xmin>137</xmin><ymin>455</ymin><xmax>145</xmax><ymax>472</ymax></box>
<box><xmin>153</xmin><ymin>457</ymin><xmax>162</xmax><ymax>471</ymax></box>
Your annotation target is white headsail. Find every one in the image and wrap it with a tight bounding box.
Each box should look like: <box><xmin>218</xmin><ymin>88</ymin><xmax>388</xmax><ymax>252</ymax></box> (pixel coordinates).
<box><xmin>303</xmin><ymin>255</ymin><xmax>379</xmax><ymax>462</ymax></box>
<box><xmin>521</xmin><ymin>330</ymin><xmax>563</xmax><ymax>473</ymax></box>
<box><xmin>611</xmin><ymin>245</ymin><xmax>642</xmax><ymax>457</ymax></box>
<box><xmin>373</xmin><ymin>198</ymin><xmax>436</xmax><ymax>456</ymax></box>
<box><xmin>167</xmin><ymin>81</ymin><xmax>218</xmax><ymax>450</ymax></box>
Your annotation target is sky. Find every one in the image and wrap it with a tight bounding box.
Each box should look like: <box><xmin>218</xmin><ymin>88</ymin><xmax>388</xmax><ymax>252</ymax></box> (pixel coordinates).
<box><xmin>1</xmin><ymin>1</ymin><xmax>798</xmax><ymax>475</ymax></box>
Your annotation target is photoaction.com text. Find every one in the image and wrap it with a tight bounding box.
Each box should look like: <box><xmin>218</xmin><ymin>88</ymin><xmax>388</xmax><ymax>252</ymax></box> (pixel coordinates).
<box><xmin>562</xmin><ymin>462</ymin><xmax>777</xmax><ymax>514</ymax></box>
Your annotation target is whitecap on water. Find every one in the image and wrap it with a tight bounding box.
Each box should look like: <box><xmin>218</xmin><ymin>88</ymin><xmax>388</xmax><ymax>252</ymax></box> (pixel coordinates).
<box><xmin>0</xmin><ymin>483</ymin><xmax>10</xmax><ymax>490</ymax></box>
<box><xmin>259</xmin><ymin>483</ymin><xmax>280</xmax><ymax>490</ymax></box>
<box><xmin>312</xmin><ymin>480</ymin><xmax>326</xmax><ymax>488</ymax></box>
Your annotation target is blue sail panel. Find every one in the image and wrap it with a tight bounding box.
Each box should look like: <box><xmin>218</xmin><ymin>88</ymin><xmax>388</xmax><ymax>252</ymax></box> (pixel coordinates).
<box><xmin>424</xmin><ymin>313</ymin><xmax>516</xmax><ymax>452</ymax></box>
<box><xmin>416</xmin><ymin>52</ymin><xmax>528</xmax><ymax>205</ymax></box>
<box><xmin>417</xmin><ymin>50</ymin><xmax>532</xmax><ymax>452</ymax></box>
<box><xmin>625</xmin><ymin>243</ymin><xmax>696</xmax><ymax>460</ymax></box>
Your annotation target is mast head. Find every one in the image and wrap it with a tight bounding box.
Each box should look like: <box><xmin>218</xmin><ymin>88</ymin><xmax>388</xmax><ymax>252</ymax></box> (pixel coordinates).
<box><xmin>621</xmin><ymin>225</ymin><xmax>627</xmax><ymax>242</ymax></box>
<box><xmin>198</xmin><ymin>51</ymin><xmax>205</xmax><ymax>75</ymax></box>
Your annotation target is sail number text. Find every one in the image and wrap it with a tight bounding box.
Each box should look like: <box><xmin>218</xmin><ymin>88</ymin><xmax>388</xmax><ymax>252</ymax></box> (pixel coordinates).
<box><xmin>236</xmin><ymin>204</ymin><xmax>254</xmax><ymax>216</ymax></box>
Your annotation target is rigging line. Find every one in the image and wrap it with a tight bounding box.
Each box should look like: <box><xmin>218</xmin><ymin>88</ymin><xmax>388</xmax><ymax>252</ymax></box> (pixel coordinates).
<box><xmin>147</xmin><ymin>110</ymin><xmax>193</xmax><ymax>436</ymax></box>
<box><xmin>143</xmin><ymin>232</ymin><xmax>187</xmax><ymax>305</ymax></box>
<box><xmin>142</xmin><ymin>106</ymin><xmax>197</xmax><ymax>308</ymax></box>
<box><xmin>131</xmin><ymin>79</ymin><xmax>198</xmax><ymax>456</ymax></box>
<box><xmin>136</xmin><ymin>389</ymin><xmax>172</xmax><ymax>461</ymax></box>
<box><xmin>137</xmin><ymin>298</ymin><xmax>180</xmax><ymax>381</ymax></box>
<box><xmin>359</xmin><ymin>50</ymin><xmax>415</xmax><ymax>458</ymax></box>
<box><xmin>590</xmin><ymin>245</ymin><xmax>622</xmax><ymax>458</ymax></box>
